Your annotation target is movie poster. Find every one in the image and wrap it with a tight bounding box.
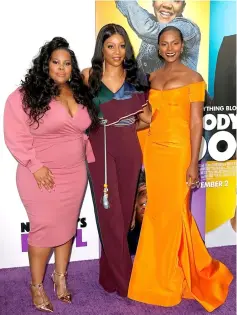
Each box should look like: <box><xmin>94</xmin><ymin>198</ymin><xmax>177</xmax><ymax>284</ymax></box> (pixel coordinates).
<box><xmin>204</xmin><ymin>0</ymin><xmax>236</xmax><ymax>247</ymax></box>
<box><xmin>95</xmin><ymin>0</ymin><xmax>236</xmax><ymax>250</ymax></box>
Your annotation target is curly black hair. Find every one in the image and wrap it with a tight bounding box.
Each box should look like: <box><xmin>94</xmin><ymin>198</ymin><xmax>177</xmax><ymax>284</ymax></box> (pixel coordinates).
<box><xmin>88</xmin><ymin>24</ymin><xmax>148</xmax><ymax>97</ymax></box>
<box><xmin>20</xmin><ymin>37</ymin><xmax>99</xmax><ymax>129</ymax></box>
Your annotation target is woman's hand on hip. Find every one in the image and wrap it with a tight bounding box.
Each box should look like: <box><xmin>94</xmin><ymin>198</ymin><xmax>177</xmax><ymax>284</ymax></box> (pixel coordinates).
<box><xmin>33</xmin><ymin>166</ymin><xmax>55</xmax><ymax>191</ymax></box>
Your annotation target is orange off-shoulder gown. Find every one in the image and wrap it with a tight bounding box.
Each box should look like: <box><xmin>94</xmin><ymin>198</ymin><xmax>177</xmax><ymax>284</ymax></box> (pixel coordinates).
<box><xmin>129</xmin><ymin>81</ymin><xmax>233</xmax><ymax>312</ymax></box>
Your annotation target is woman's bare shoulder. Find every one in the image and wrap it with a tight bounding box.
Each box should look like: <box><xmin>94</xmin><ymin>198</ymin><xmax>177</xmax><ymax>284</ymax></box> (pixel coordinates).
<box><xmin>185</xmin><ymin>68</ymin><xmax>204</xmax><ymax>84</ymax></box>
<box><xmin>149</xmin><ymin>69</ymin><xmax>163</xmax><ymax>81</ymax></box>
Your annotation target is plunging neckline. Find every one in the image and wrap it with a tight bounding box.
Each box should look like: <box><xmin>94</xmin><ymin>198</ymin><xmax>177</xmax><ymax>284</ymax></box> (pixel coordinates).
<box><xmin>101</xmin><ymin>81</ymin><xmax>125</xmax><ymax>95</ymax></box>
<box><xmin>53</xmin><ymin>99</ymin><xmax>79</xmax><ymax>119</ymax></box>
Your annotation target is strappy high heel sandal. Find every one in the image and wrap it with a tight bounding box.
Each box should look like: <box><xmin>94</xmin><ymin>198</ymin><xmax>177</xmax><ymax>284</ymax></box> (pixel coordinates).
<box><xmin>30</xmin><ymin>283</ymin><xmax>54</xmax><ymax>313</ymax></box>
<box><xmin>51</xmin><ymin>271</ymin><xmax>72</xmax><ymax>303</ymax></box>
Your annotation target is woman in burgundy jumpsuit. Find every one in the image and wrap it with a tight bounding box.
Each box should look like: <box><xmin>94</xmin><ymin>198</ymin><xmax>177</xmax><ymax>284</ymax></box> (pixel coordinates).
<box><xmin>82</xmin><ymin>24</ymin><xmax>151</xmax><ymax>297</ymax></box>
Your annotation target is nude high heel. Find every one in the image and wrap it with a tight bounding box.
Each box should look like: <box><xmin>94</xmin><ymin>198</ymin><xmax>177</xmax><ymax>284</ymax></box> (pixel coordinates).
<box><xmin>30</xmin><ymin>283</ymin><xmax>54</xmax><ymax>313</ymax></box>
<box><xmin>51</xmin><ymin>271</ymin><xmax>72</xmax><ymax>303</ymax></box>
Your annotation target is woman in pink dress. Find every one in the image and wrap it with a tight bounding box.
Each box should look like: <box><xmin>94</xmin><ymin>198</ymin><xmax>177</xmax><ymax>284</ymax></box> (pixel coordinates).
<box><xmin>4</xmin><ymin>37</ymin><xmax>99</xmax><ymax>312</ymax></box>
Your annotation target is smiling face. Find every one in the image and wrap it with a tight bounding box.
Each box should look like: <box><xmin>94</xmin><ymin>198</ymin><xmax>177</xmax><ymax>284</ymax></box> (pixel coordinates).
<box><xmin>158</xmin><ymin>29</ymin><xmax>184</xmax><ymax>63</ymax></box>
<box><xmin>153</xmin><ymin>0</ymin><xmax>185</xmax><ymax>23</ymax></box>
<box><xmin>102</xmin><ymin>33</ymin><xmax>126</xmax><ymax>67</ymax></box>
<box><xmin>48</xmin><ymin>49</ymin><xmax>72</xmax><ymax>85</ymax></box>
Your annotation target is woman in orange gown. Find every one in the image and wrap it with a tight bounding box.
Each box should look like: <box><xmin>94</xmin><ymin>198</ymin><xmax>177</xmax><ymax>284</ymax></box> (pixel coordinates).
<box><xmin>128</xmin><ymin>26</ymin><xmax>233</xmax><ymax>312</ymax></box>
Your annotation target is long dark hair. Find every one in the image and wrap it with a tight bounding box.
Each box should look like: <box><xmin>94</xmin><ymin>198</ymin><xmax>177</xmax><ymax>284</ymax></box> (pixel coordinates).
<box><xmin>157</xmin><ymin>26</ymin><xmax>187</xmax><ymax>60</ymax></box>
<box><xmin>20</xmin><ymin>37</ymin><xmax>99</xmax><ymax>129</ymax></box>
<box><xmin>88</xmin><ymin>24</ymin><xmax>146</xmax><ymax>97</ymax></box>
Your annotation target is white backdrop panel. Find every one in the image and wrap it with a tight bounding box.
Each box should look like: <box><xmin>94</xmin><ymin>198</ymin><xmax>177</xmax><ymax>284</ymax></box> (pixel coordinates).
<box><xmin>0</xmin><ymin>0</ymin><xmax>99</xmax><ymax>269</ymax></box>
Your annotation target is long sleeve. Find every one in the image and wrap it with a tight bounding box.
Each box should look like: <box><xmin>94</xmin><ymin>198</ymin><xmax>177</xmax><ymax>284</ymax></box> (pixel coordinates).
<box><xmin>170</xmin><ymin>17</ymin><xmax>201</xmax><ymax>70</ymax></box>
<box><xmin>115</xmin><ymin>1</ymin><xmax>201</xmax><ymax>70</ymax></box>
<box><xmin>83</xmin><ymin>134</ymin><xmax>95</xmax><ymax>163</ymax></box>
<box><xmin>4</xmin><ymin>89</ymin><xmax>43</xmax><ymax>173</ymax></box>
<box><xmin>116</xmin><ymin>0</ymin><xmax>160</xmax><ymax>44</ymax></box>
<box><xmin>116</xmin><ymin>1</ymin><xmax>200</xmax><ymax>41</ymax></box>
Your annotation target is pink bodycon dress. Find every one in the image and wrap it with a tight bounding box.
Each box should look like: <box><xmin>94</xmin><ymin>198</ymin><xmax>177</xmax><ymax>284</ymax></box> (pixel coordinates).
<box><xmin>4</xmin><ymin>89</ymin><xmax>94</xmax><ymax>247</ymax></box>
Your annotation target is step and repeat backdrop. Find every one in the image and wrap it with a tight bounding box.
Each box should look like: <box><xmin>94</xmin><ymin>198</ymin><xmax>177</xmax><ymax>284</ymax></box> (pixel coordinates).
<box><xmin>96</xmin><ymin>0</ymin><xmax>236</xmax><ymax>248</ymax></box>
<box><xmin>0</xmin><ymin>0</ymin><xmax>236</xmax><ymax>269</ymax></box>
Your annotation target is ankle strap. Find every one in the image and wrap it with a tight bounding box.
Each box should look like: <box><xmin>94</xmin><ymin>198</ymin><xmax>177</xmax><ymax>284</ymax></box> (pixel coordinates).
<box><xmin>31</xmin><ymin>283</ymin><xmax>43</xmax><ymax>288</ymax></box>
<box><xmin>53</xmin><ymin>270</ymin><xmax>68</xmax><ymax>277</ymax></box>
